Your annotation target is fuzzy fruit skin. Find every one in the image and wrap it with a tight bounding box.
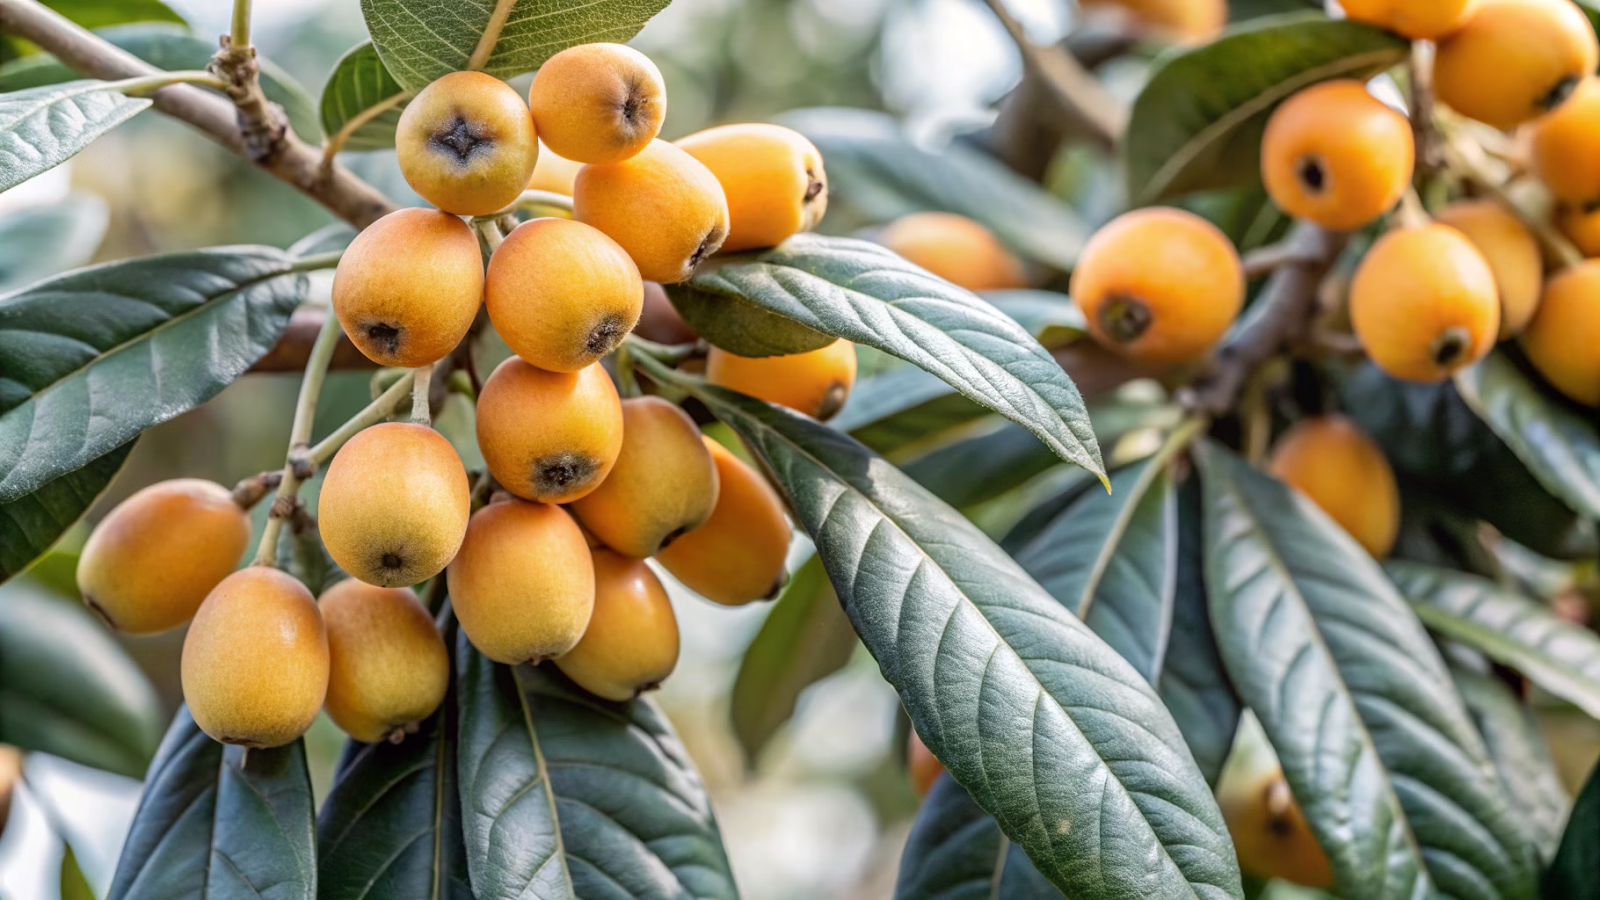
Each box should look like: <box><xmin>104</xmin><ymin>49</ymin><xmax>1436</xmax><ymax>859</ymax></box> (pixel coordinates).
<box><xmin>1260</xmin><ymin>80</ymin><xmax>1414</xmax><ymax>231</ymax></box>
<box><xmin>396</xmin><ymin>71</ymin><xmax>539</xmax><ymax>216</ymax></box>
<box><xmin>575</xmin><ymin>140</ymin><xmax>730</xmax><ymax>283</ymax></box>
<box><xmin>1069</xmin><ymin>207</ymin><xmax>1243</xmax><ymax>365</ymax></box>
<box><xmin>528</xmin><ymin>144</ymin><xmax>583</xmax><ymax>196</ymax></box>
<box><xmin>527</xmin><ymin>43</ymin><xmax>666</xmax><ymax>165</ymax></box>
<box><xmin>447</xmin><ymin>499</ymin><xmax>595</xmax><ymax>664</ymax></box>
<box><xmin>1080</xmin><ymin>0</ymin><xmax>1226</xmax><ymax>42</ymax></box>
<box><xmin>570</xmin><ymin>397</ymin><xmax>719</xmax><ymax>558</ymax></box>
<box><xmin>319</xmin><ymin>423</ymin><xmax>471</xmax><ymax>588</ymax></box>
<box><xmin>332</xmin><ymin>208</ymin><xmax>484</xmax><ymax>368</ymax></box>
<box><xmin>319</xmin><ymin>579</ymin><xmax>448</xmax><ymax>744</ymax></box>
<box><xmin>0</xmin><ymin>745</ymin><xmax>19</xmax><ymax>841</ymax></box>
<box><xmin>1350</xmin><ymin>223</ymin><xmax>1500</xmax><ymax>383</ymax></box>
<box><xmin>1530</xmin><ymin>78</ymin><xmax>1600</xmax><ymax>205</ymax></box>
<box><xmin>1218</xmin><ymin>764</ymin><xmax>1334</xmax><ymax>889</ymax></box>
<box><xmin>677</xmin><ymin>124</ymin><xmax>828</xmax><ymax>252</ymax></box>
<box><xmin>1268</xmin><ymin>415</ymin><xmax>1401</xmax><ymax>557</ymax></box>
<box><xmin>907</xmin><ymin>730</ymin><xmax>944</xmax><ymax>798</ymax></box>
<box><xmin>1435</xmin><ymin>0</ymin><xmax>1599</xmax><ymax>130</ymax></box>
<box><xmin>181</xmin><ymin>567</ymin><xmax>329</xmax><ymax>748</ymax></box>
<box><xmin>486</xmin><ymin>219</ymin><xmax>643</xmax><ymax>372</ymax></box>
<box><xmin>1521</xmin><ymin>261</ymin><xmax>1600</xmax><ymax>405</ymax></box>
<box><xmin>1338</xmin><ymin>0</ymin><xmax>1477</xmax><ymax>38</ymax></box>
<box><xmin>878</xmin><ymin>212</ymin><xmax>1025</xmax><ymax>291</ymax></box>
<box><xmin>705</xmin><ymin>340</ymin><xmax>858</xmax><ymax>420</ymax></box>
<box><xmin>1436</xmin><ymin>199</ymin><xmax>1543</xmax><ymax>338</ymax></box>
<box><xmin>657</xmin><ymin>437</ymin><xmax>792</xmax><ymax>605</ymax></box>
<box><xmin>1558</xmin><ymin>204</ymin><xmax>1600</xmax><ymax>256</ymax></box>
<box><xmin>554</xmin><ymin>551</ymin><xmax>680</xmax><ymax>701</ymax></box>
<box><xmin>475</xmin><ymin>357</ymin><xmax>624</xmax><ymax>503</ymax></box>
<box><xmin>76</xmin><ymin>479</ymin><xmax>250</xmax><ymax>634</ymax></box>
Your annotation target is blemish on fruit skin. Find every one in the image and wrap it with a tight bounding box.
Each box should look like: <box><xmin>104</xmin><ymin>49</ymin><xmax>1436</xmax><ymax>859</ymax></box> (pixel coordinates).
<box><xmin>363</xmin><ymin>321</ymin><xmax>403</xmax><ymax>357</ymax></box>
<box><xmin>585</xmin><ymin>314</ymin><xmax>628</xmax><ymax>357</ymax></box>
<box><xmin>532</xmin><ymin>451</ymin><xmax>600</xmax><ymax>497</ymax></box>
<box><xmin>430</xmin><ymin>115</ymin><xmax>493</xmax><ymax>165</ymax></box>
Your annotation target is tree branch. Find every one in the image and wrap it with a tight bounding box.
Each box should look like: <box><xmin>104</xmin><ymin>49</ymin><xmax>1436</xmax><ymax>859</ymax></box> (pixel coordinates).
<box><xmin>0</xmin><ymin>0</ymin><xmax>396</xmax><ymax>229</ymax></box>
<box><xmin>981</xmin><ymin>0</ymin><xmax>1128</xmax><ymax>153</ymax></box>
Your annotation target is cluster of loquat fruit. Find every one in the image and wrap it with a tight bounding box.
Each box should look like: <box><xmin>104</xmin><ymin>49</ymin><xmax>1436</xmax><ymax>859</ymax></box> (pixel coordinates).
<box><xmin>71</xmin><ymin>42</ymin><xmax>864</xmax><ymax>750</ymax></box>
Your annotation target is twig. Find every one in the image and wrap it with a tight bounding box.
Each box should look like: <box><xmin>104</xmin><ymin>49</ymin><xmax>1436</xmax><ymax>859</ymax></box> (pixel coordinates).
<box><xmin>981</xmin><ymin>0</ymin><xmax>1127</xmax><ymax>151</ymax></box>
<box><xmin>476</xmin><ymin>189</ymin><xmax>574</xmax><ymax>221</ymax></box>
<box><xmin>306</xmin><ymin>374</ymin><xmax>416</xmax><ymax>465</ymax></box>
<box><xmin>254</xmin><ymin>312</ymin><xmax>343</xmax><ymax>566</ymax></box>
<box><xmin>1441</xmin><ymin>133</ymin><xmax>1583</xmax><ymax>268</ymax></box>
<box><xmin>1407</xmin><ymin>41</ymin><xmax>1440</xmax><ymax>173</ymax></box>
<box><xmin>410</xmin><ymin>363</ymin><xmax>435</xmax><ymax>426</ymax></box>
<box><xmin>1241</xmin><ymin>239</ymin><xmax>1319</xmax><ymax>280</ymax></box>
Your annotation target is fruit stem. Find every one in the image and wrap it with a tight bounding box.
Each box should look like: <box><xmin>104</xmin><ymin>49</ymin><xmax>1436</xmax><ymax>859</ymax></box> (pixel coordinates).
<box><xmin>1395</xmin><ymin>186</ymin><xmax>1429</xmax><ymax>229</ymax></box>
<box><xmin>307</xmin><ymin>373</ymin><xmax>416</xmax><ymax>466</ymax></box>
<box><xmin>476</xmin><ymin>190</ymin><xmax>575</xmax><ymax>222</ymax></box>
<box><xmin>287</xmin><ymin>250</ymin><xmax>343</xmax><ymax>272</ymax></box>
<box><xmin>254</xmin><ymin>311</ymin><xmax>344</xmax><ymax>566</ymax></box>
<box><xmin>410</xmin><ymin>363</ymin><xmax>434</xmax><ymax>426</ymax></box>
<box><xmin>623</xmin><ymin>334</ymin><xmax>701</xmax><ymax>367</ymax></box>
<box><xmin>229</xmin><ymin>0</ymin><xmax>252</xmax><ymax>52</ymax></box>
<box><xmin>108</xmin><ymin>70</ymin><xmax>227</xmax><ymax>94</ymax></box>
<box><xmin>613</xmin><ymin>343</ymin><xmax>642</xmax><ymax>398</ymax></box>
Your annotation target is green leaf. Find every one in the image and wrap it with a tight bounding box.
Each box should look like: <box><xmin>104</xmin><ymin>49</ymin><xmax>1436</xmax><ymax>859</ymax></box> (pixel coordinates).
<box><xmin>779</xmin><ymin>107</ymin><xmax>1089</xmax><ymax>270</ymax></box>
<box><xmin>1124</xmin><ymin>15</ymin><xmax>1407</xmax><ymax>203</ymax></box>
<box><xmin>667</xmin><ymin>235</ymin><xmax>1105</xmax><ymax>482</ymax></box>
<box><xmin>833</xmin><ymin>365</ymin><xmax>987</xmax><ymax>455</ymax></box>
<box><xmin>901</xmin><ymin>421</ymin><xmax>1070</xmax><ymax>511</ymax></box>
<box><xmin>729</xmin><ymin>554</ymin><xmax>858</xmax><ymax>762</ymax></box>
<box><xmin>274</xmin><ymin>516</ymin><xmax>345</xmax><ymax>597</ymax></box>
<box><xmin>455</xmin><ymin>637</ymin><xmax>737</xmax><ymax>900</ymax></box>
<box><xmin>42</xmin><ymin>0</ymin><xmax>184</xmax><ymax>30</ymax></box>
<box><xmin>895</xmin><ymin>774</ymin><xmax>1058</xmax><ymax>900</ymax></box>
<box><xmin>109</xmin><ymin>710</ymin><xmax>316</xmax><ymax>900</ymax></box>
<box><xmin>667</xmin><ymin>277</ymin><xmax>834</xmax><ymax>357</ymax></box>
<box><xmin>0</xmin><ymin>80</ymin><xmax>150</xmax><ymax>192</ymax></box>
<box><xmin>60</xmin><ymin>842</ymin><xmax>96</xmax><ymax>900</ymax></box>
<box><xmin>982</xmin><ymin>289</ymin><xmax>1087</xmax><ymax>349</ymax></box>
<box><xmin>0</xmin><ymin>24</ymin><xmax>320</xmax><ymax>140</ymax></box>
<box><xmin>1387</xmin><ymin>561</ymin><xmax>1600</xmax><ymax>721</ymax></box>
<box><xmin>0</xmin><ymin>247</ymin><xmax>307</xmax><ymax>502</ymax></box>
<box><xmin>360</xmin><ymin>0</ymin><xmax>672</xmax><ymax>95</ymax></box>
<box><xmin>0</xmin><ymin>581</ymin><xmax>161</xmax><ymax>776</ymax></box>
<box><xmin>320</xmin><ymin>42</ymin><xmax>408</xmax><ymax>151</ymax></box>
<box><xmin>0</xmin><ymin>194</ymin><xmax>108</xmax><ymax>291</ymax></box>
<box><xmin>1013</xmin><ymin>455</ymin><xmax>1179</xmax><ymax>682</ymax></box>
<box><xmin>1450</xmin><ymin>662</ymin><xmax>1568</xmax><ymax>861</ymax></box>
<box><xmin>0</xmin><ymin>441</ymin><xmax>134</xmax><ymax>584</ymax></box>
<box><xmin>665</xmin><ymin>371</ymin><xmax>1240</xmax><ymax>899</ymax></box>
<box><xmin>1195</xmin><ymin>441</ymin><xmax>1538</xmax><ymax>900</ymax></box>
<box><xmin>1544</xmin><ymin>759</ymin><xmax>1600</xmax><ymax>899</ymax></box>
<box><xmin>1455</xmin><ymin>352</ymin><xmax>1600</xmax><ymax>520</ymax></box>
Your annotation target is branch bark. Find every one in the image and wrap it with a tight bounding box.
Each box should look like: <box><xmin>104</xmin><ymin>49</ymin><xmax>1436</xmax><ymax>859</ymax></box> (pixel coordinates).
<box><xmin>0</xmin><ymin>0</ymin><xmax>396</xmax><ymax>229</ymax></box>
<box><xmin>982</xmin><ymin>0</ymin><xmax>1128</xmax><ymax>154</ymax></box>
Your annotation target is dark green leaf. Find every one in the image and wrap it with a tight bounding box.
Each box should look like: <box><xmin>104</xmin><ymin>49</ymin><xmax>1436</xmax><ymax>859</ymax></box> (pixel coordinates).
<box><xmin>455</xmin><ymin>637</ymin><xmax>737</xmax><ymax>900</ymax></box>
<box><xmin>1</xmin><ymin>440</ymin><xmax>133</xmax><ymax>584</ymax></box>
<box><xmin>982</xmin><ymin>290</ymin><xmax>1087</xmax><ymax>349</ymax></box>
<box><xmin>667</xmin><ymin>277</ymin><xmax>834</xmax><ymax>357</ymax></box>
<box><xmin>780</xmin><ymin>107</ymin><xmax>1089</xmax><ymax>269</ymax></box>
<box><xmin>0</xmin><ymin>80</ymin><xmax>149</xmax><ymax>192</ymax></box>
<box><xmin>60</xmin><ymin>842</ymin><xmax>95</xmax><ymax>900</ymax></box>
<box><xmin>109</xmin><ymin>709</ymin><xmax>315</xmax><ymax>899</ymax></box>
<box><xmin>895</xmin><ymin>774</ymin><xmax>1059</xmax><ymax>900</ymax></box>
<box><xmin>1456</xmin><ymin>352</ymin><xmax>1600</xmax><ymax>520</ymax></box>
<box><xmin>1124</xmin><ymin>15</ymin><xmax>1407</xmax><ymax>203</ymax></box>
<box><xmin>901</xmin><ymin>421</ymin><xmax>1068</xmax><ymax>510</ymax></box>
<box><xmin>320</xmin><ymin>42</ymin><xmax>408</xmax><ymax>151</ymax></box>
<box><xmin>1014</xmin><ymin>454</ymin><xmax>1179</xmax><ymax>682</ymax></box>
<box><xmin>667</xmin><ymin>235</ymin><xmax>1105</xmax><ymax>481</ymax></box>
<box><xmin>0</xmin><ymin>194</ymin><xmax>108</xmax><ymax>291</ymax></box>
<box><xmin>1180</xmin><ymin>186</ymin><xmax>1291</xmax><ymax>254</ymax></box>
<box><xmin>1544</xmin><ymin>759</ymin><xmax>1600</xmax><ymax>899</ymax></box>
<box><xmin>42</xmin><ymin>0</ymin><xmax>184</xmax><ymax>29</ymax></box>
<box><xmin>274</xmin><ymin>517</ymin><xmax>344</xmax><ymax>597</ymax></box>
<box><xmin>360</xmin><ymin>0</ymin><xmax>672</xmax><ymax>95</ymax></box>
<box><xmin>833</xmin><ymin>365</ymin><xmax>987</xmax><ymax>455</ymax></box>
<box><xmin>729</xmin><ymin>554</ymin><xmax>858</xmax><ymax>762</ymax></box>
<box><xmin>0</xmin><ymin>581</ymin><xmax>161</xmax><ymax>776</ymax></box>
<box><xmin>1195</xmin><ymin>441</ymin><xmax>1538</xmax><ymax>900</ymax></box>
<box><xmin>1450</xmin><ymin>662</ymin><xmax>1568</xmax><ymax>861</ymax></box>
<box><xmin>0</xmin><ymin>247</ymin><xmax>307</xmax><ymax>502</ymax></box>
<box><xmin>1387</xmin><ymin>561</ymin><xmax>1600</xmax><ymax>721</ymax></box>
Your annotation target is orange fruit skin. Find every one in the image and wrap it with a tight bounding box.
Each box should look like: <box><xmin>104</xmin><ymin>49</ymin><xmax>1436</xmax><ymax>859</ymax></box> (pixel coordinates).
<box><xmin>1219</xmin><ymin>766</ymin><xmax>1335</xmax><ymax>889</ymax></box>
<box><xmin>907</xmin><ymin>730</ymin><xmax>945</xmax><ymax>797</ymax></box>
<box><xmin>878</xmin><ymin>212</ymin><xmax>1026</xmax><ymax>292</ymax></box>
<box><xmin>1069</xmin><ymin>206</ymin><xmax>1244</xmax><ymax>365</ymax></box>
<box><xmin>76</xmin><ymin>478</ymin><xmax>250</xmax><ymax>634</ymax></box>
<box><xmin>574</xmin><ymin>140</ymin><xmax>730</xmax><ymax>284</ymax></box>
<box><xmin>1268</xmin><ymin>415</ymin><xmax>1401</xmax><ymax>557</ymax></box>
<box><xmin>677</xmin><ymin>123</ymin><xmax>828</xmax><ymax>252</ymax></box>
<box><xmin>1350</xmin><ymin>223</ymin><xmax>1500</xmax><ymax>383</ymax></box>
<box><xmin>527</xmin><ymin>144</ymin><xmax>583</xmax><ymax>196</ymax></box>
<box><xmin>1530</xmin><ymin>78</ymin><xmax>1600</xmax><ymax>206</ymax></box>
<box><xmin>527</xmin><ymin>43</ymin><xmax>665</xmax><ymax>165</ymax></box>
<box><xmin>397</xmin><ymin>71</ymin><xmax>539</xmax><ymax>216</ymax></box>
<box><xmin>554</xmin><ymin>550</ymin><xmax>680</xmax><ymax>701</ymax></box>
<box><xmin>1339</xmin><ymin>0</ymin><xmax>1479</xmax><ymax>38</ymax></box>
<box><xmin>1079</xmin><ymin>0</ymin><xmax>1227</xmax><ymax>43</ymax></box>
<box><xmin>1260</xmin><ymin>80</ymin><xmax>1415</xmax><ymax>231</ymax></box>
<box><xmin>704</xmin><ymin>339</ymin><xmax>858</xmax><ymax>420</ymax></box>
<box><xmin>1435</xmin><ymin>0</ymin><xmax>1599</xmax><ymax>130</ymax></box>
<box><xmin>1436</xmin><ymin>199</ymin><xmax>1544</xmax><ymax>337</ymax></box>
<box><xmin>1558</xmin><ymin>204</ymin><xmax>1600</xmax><ymax>257</ymax></box>
<box><xmin>332</xmin><ymin>208</ymin><xmax>484</xmax><ymax>368</ymax></box>
<box><xmin>656</xmin><ymin>437</ymin><xmax>793</xmax><ymax>605</ymax></box>
<box><xmin>1521</xmin><ymin>260</ymin><xmax>1600</xmax><ymax>405</ymax></box>
<box><xmin>319</xmin><ymin>579</ymin><xmax>448</xmax><ymax>744</ymax></box>
<box><xmin>475</xmin><ymin>358</ymin><xmax>624</xmax><ymax>504</ymax></box>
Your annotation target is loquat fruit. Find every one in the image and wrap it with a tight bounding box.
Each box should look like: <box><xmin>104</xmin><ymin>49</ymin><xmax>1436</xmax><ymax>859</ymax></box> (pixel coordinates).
<box><xmin>877</xmin><ymin>212</ymin><xmax>1026</xmax><ymax>292</ymax></box>
<box><xmin>527</xmin><ymin>43</ymin><xmax>666</xmax><ymax>165</ymax></box>
<box><xmin>1436</xmin><ymin>199</ymin><xmax>1544</xmax><ymax>337</ymax></box>
<box><xmin>1217</xmin><ymin>765</ymin><xmax>1334</xmax><ymax>889</ymax></box>
<box><xmin>656</xmin><ymin>437</ymin><xmax>792</xmax><ymax>605</ymax></box>
<box><xmin>1338</xmin><ymin>0</ymin><xmax>1478</xmax><ymax>39</ymax></box>
<box><xmin>527</xmin><ymin>144</ymin><xmax>583</xmax><ymax>196</ymax></box>
<box><xmin>554</xmin><ymin>550</ymin><xmax>680</xmax><ymax>701</ymax></box>
<box><xmin>907</xmin><ymin>730</ymin><xmax>944</xmax><ymax>798</ymax></box>
<box><xmin>574</xmin><ymin>140</ymin><xmax>730</xmax><ymax>283</ymax></box>
<box><xmin>1435</xmin><ymin>0</ymin><xmax>1598</xmax><ymax>130</ymax></box>
<box><xmin>705</xmin><ymin>339</ymin><xmax>858</xmax><ymax>420</ymax></box>
<box><xmin>1080</xmin><ymin>0</ymin><xmax>1227</xmax><ymax>43</ymax></box>
<box><xmin>569</xmin><ymin>397</ymin><xmax>719</xmax><ymax>558</ymax></box>
<box><xmin>1350</xmin><ymin>223</ymin><xmax>1500</xmax><ymax>382</ymax></box>
<box><xmin>485</xmin><ymin>218</ymin><xmax>643</xmax><ymax>372</ymax></box>
<box><xmin>396</xmin><ymin>71</ymin><xmax>539</xmax><ymax>216</ymax></box>
<box><xmin>1521</xmin><ymin>260</ymin><xmax>1600</xmax><ymax>405</ymax></box>
<box><xmin>1530</xmin><ymin>78</ymin><xmax>1600</xmax><ymax>206</ymax></box>
<box><xmin>0</xmin><ymin>745</ymin><xmax>18</xmax><ymax>840</ymax></box>
<box><xmin>636</xmin><ymin>280</ymin><xmax>698</xmax><ymax>345</ymax></box>
<box><xmin>1559</xmin><ymin>205</ymin><xmax>1600</xmax><ymax>257</ymax></box>
<box><xmin>677</xmin><ymin>123</ymin><xmax>828</xmax><ymax>252</ymax></box>
<box><xmin>475</xmin><ymin>357</ymin><xmax>624</xmax><ymax>503</ymax></box>
<box><xmin>319</xmin><ymin>579</ymin><xmax>449</xmax><ymax>744</ymax></box>
<box><xmin>76</xmin><ymin>479</ymin><xmax>251</xmax><ymax>634</ymax></box>
<box><xmin>181</xmin><ymin>567</ymin><xmax>329</xmax><ymax>748</ymax></box>
<box><xmin>447</xmin><ymin>498</ymin><xmax>595</xmax><ymax>665</ymax></box>
<box><xmin>1069</xmin><ymin>207</ymin><xmax>1243</xmax><ymax>365</ymax></box>
<box><xmin>1260</xmin><ymin>80</ymin><xmax>1415</xmax><ymax>231</ymax></box>
<box><xmin>332</xmin><ymin>208</ymin><xmax>484</xmax><ymax>368</ymax></box>
<box><xmin>1268</xmin><ymin>415</ymin><xmax>1401</xmax><ymax>557</ymax></box>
